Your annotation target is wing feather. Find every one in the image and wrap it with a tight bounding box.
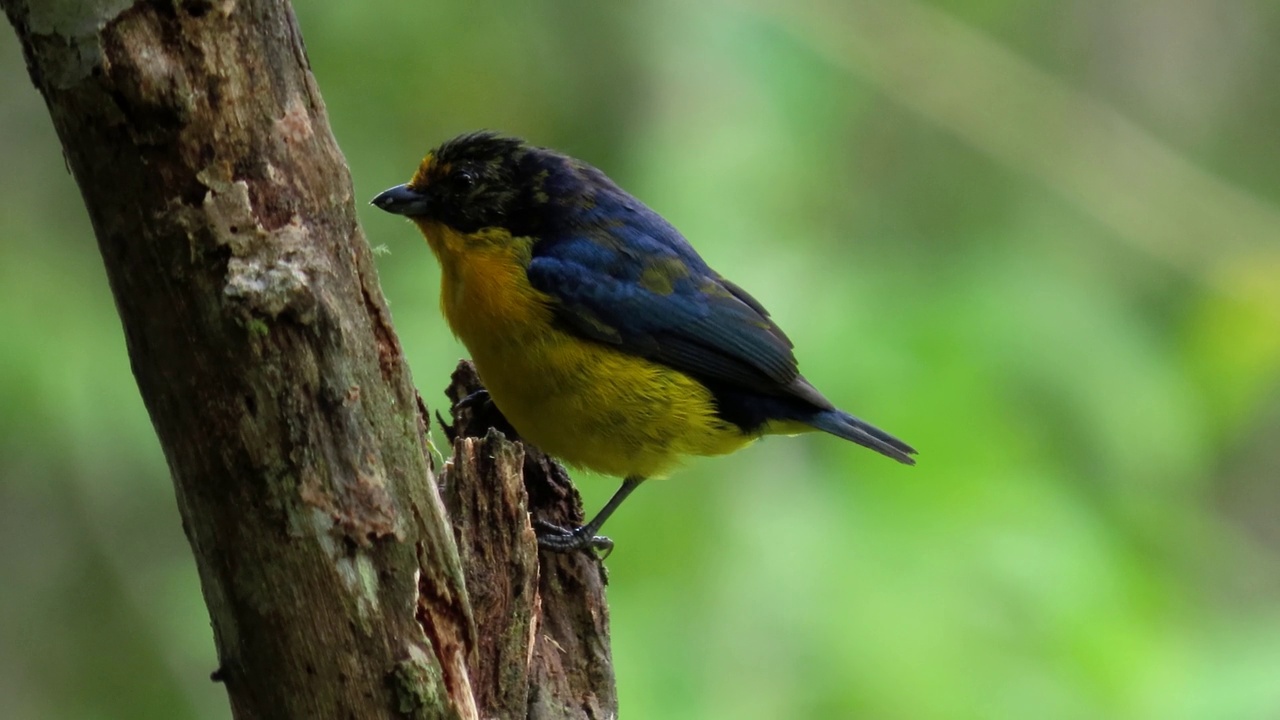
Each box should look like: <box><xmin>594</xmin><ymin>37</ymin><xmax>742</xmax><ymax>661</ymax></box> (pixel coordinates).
<box><xmin>527</xmin><ymin>204</ymin><xmax>813</xmax><ymax>403</ymax></box>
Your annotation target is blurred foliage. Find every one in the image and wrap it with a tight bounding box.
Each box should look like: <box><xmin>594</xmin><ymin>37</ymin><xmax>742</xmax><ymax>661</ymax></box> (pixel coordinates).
<box><xmin>3</xmin><ymin>0</ymin><xmax>1279</xmax><ymax>718</ymax></box>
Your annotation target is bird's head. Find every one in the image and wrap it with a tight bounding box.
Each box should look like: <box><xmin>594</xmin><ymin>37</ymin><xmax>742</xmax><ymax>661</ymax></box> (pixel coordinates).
<box><xmin>372</xmin><ymin>131</ymin><xmax>596</xmax><ymax>237</ymax></box>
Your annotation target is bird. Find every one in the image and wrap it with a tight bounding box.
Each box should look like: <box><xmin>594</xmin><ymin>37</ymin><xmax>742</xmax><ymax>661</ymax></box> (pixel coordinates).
<box><xmin>372</xmin><ymin>131</ymin><xmax>915</xmax><ymax>553</ymax></box>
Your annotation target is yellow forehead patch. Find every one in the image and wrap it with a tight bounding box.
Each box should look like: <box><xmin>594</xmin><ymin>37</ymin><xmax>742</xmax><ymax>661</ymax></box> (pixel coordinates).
<box><xmin>409</xmin><ymin>153</ymin><xmax>451</xmax><ymax>189</ymax></box>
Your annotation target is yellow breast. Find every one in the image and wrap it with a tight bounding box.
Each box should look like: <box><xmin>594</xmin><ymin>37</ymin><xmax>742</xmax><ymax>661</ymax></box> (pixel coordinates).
<box><xmin>414</xmin><ymin>221</ymin><xmax>752</xmax><ymax>478</ymax></box>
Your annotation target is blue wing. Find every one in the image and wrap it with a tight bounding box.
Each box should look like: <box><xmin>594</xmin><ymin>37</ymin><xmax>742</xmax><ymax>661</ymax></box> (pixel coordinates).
<box><xmin>526</xmin><ymin>191</ymin><xmax>831</xmax><ymax>410</ymax></box>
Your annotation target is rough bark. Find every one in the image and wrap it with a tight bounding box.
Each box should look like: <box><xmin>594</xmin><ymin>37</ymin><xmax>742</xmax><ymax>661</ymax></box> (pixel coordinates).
<box><xmin>441</xmin><ymin>362</ymin><xmax>616</xmax><ymax>720</ymax></box>
<box><xmin>3</xmin><ymin>1</ymin><xmax>615</xmax><ymax>718</ymax></box>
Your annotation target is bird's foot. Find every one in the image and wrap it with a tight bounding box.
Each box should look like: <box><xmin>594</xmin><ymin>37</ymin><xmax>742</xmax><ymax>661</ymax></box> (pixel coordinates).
<box><xmin>452</xmin><ymin>388</ymin><xmax>518</xmax><ymax>439</ymax></box>
<box><xmin>454</xmin><ymin>388</ymin><xmax>490</xmax><ymax>413</ymax></box>
<box><xmin>533</xmin><ymin>519</ymin><xmax>614</xmax><ymax>558</ymax></box>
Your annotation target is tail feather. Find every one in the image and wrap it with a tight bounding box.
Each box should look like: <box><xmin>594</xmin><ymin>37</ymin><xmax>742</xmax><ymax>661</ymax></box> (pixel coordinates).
<box><xmin>809</xmin><ymin>410</ymin><xmax>917</xmax><ymax>465</ymax></box>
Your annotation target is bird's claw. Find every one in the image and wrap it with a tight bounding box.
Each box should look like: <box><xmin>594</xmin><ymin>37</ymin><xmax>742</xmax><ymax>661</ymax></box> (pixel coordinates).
<box><xmin>453</xmin><ymin>389</ymin><xmax>490</xmax><ymax>412</ymax></box>
<box><xmin>453</xmin><ymin>388</ymin><xmax>519</xmax><ymax>439</ymax></box>
<box><xmin>534</xmin><ymin>519</ymin><xmax>614</xmax><ymax>558</ymax></box>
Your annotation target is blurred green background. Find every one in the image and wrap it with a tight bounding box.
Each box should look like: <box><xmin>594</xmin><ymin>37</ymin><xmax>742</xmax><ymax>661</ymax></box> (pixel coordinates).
<box><xmin>3</xmin><ymin>1</ymin><xmax>1280</xmax><ymax>718</ymax></box>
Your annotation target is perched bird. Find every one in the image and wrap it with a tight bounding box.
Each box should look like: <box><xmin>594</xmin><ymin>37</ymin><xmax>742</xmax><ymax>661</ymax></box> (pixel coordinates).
<box><xmin>372</xmin><ymin>132</ymin><xmax>915</xmax><ymax>553</ymax></box>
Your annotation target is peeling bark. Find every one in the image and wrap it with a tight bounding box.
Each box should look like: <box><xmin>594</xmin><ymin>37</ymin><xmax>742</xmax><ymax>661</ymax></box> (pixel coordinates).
<box><xmin>2</xmin><ymin>0</ymin><xmax>481</xmax><ymax>715</ymax></box>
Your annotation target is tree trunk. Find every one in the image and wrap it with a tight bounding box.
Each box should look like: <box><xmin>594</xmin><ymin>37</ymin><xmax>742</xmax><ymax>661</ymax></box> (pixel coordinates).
<box><xmin>1</xmin><ymin>1</ymin><xmax>616</xmax><ymax>718</ymax></box>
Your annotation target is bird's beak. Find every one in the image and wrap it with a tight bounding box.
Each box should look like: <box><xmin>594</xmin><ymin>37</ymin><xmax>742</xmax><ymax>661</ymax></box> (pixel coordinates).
<box><xmin>370</xmin><ymin>184</ymin><xmax>431</xmax><ymax>217</ymax></box>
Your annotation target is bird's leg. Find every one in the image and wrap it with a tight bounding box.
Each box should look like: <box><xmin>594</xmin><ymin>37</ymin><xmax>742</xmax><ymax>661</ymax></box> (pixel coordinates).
<box><xmin>536</xmin><ymin>476</ymin><xmax>645</xmax><ymax>557</ymax></box>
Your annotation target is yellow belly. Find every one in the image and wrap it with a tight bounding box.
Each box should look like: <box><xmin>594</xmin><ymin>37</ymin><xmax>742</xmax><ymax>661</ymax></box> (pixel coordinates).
<box><xmin>418</xmin><ymin>221</ymin><xmax>752</xmax><ymax>478</ymax></box>
<box><xmin>471</xmin><ymin>321</ymin><xmax>751</xmax><ymax>478</ymax></box>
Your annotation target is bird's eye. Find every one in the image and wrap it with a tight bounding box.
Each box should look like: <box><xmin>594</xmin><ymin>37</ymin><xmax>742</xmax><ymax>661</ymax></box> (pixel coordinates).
<box><xmin>455</xmin><ymin>168</ymin><xmax>477</xmax><ymax>190</ymax></box>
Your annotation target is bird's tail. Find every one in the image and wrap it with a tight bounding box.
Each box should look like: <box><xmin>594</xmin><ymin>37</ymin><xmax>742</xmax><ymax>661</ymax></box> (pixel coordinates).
<box><xmin>808</xmin><ymin>410</ymin><xmax>917</xmax><ymax>465</ymax></box>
